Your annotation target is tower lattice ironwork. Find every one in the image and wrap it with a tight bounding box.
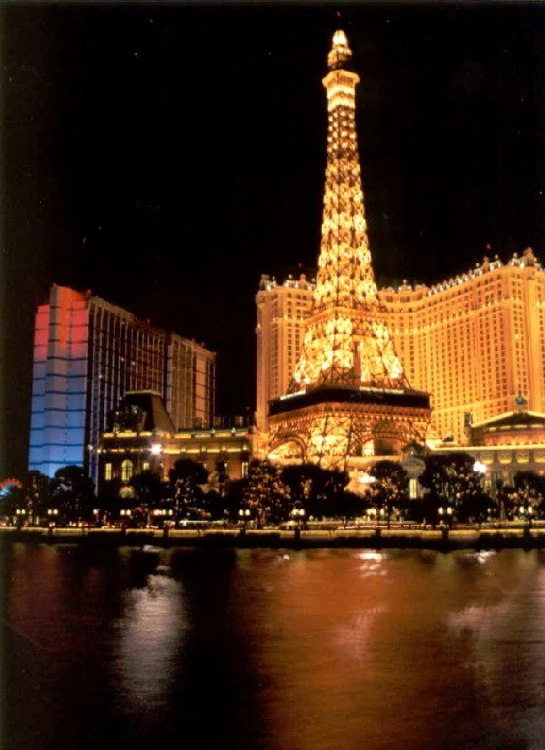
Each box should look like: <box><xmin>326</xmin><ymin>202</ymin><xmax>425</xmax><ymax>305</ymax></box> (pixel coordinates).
<box><xmin>267</xmin><ymin>30</ymin><xmax>431</xmax><ymax>470</ymax></box>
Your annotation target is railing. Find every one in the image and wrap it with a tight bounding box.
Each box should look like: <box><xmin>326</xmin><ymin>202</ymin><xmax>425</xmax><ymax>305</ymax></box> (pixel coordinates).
<box><xmin>3</xmin><ymin>524</ymin><xmax>545</xmax><ymax>550</ymax></box>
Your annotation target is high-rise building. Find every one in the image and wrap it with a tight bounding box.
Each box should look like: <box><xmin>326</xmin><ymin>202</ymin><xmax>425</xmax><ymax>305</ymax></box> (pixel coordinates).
<box><xmin>29</xmin><ymin>284</ymin><xmax>216</xmax><ymax>481</ymax></box>
<box><xmin>256</xmin><ymin>272</ymin><xmax>315</xmax><ymax>433</ymax></box>
<box><xmin>258</xmin><ymin>249</ymin><xmax>545</xmax><ymax>446</ymax></box>
<box><xmin>266</xmin><ymin>30</ymin><xmax>431</xmax><ymax>470</ymax></box>
<box><xmin>383</xmin><ymin>249</ymin><xmax>545</xmax><ymax>443</ymax></box>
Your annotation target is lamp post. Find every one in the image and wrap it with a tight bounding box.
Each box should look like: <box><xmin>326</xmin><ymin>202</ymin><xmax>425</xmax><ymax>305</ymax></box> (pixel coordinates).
<box><xmin>238</xmin><ymin>508</ymin><xmax>251</xmax><ymax>534</ymax></box>
<box><xmin>438</xmin><ymin>505</ymin><xmax>453</xmax><ymax>528</ymax></box>
<box><xmin>45</xmin><ymin>507</ymin><xmax>58</xmax><ymax>538</ymax></box>
<box><xmin>291</xmin><ymin>507</ymin><xmax>306</xmax><ymax>530</ymax></box>
<box><xmin>519</xmin><ymin>504</ymin><xmax>533</xmax><ymax>530</ymax></box>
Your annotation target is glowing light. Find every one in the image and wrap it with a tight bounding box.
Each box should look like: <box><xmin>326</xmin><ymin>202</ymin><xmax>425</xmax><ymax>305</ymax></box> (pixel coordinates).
<box><xmin>151</xmin><ymin>444</ymin><xmax>162</xmax><ymax>455</ymax></box>
<box><xmin>358</xmin><ymin>472</ymin><xmax>376</xmax><ymax>485</ymax></box>
<box><xmin>267</xmin><ymin>30</ymin><xmax>431</xmax><ymax>470</ymax></box>
<box><xmin>291</xmin><ymin>30</ymin><xmax>404</xmax><ymax>395</ymax></box>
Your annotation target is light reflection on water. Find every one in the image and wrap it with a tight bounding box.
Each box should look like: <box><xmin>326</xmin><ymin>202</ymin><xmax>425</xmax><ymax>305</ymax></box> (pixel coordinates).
<box><xmin>4</xmin><ymin>544</ymin><xmax>545</xmax><ymax>749</ymax></box>
<box><xmin>112</xmin><ymin>568</ymin><xmax>187</xmax><ymax>714</ymax></box>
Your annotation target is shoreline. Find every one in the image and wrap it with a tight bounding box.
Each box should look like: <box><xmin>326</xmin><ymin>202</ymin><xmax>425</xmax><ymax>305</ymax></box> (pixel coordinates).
<box><xmin>2</xmin><ymin>526</ymin><xmax>544</xmax><ymax>551</ymax></box>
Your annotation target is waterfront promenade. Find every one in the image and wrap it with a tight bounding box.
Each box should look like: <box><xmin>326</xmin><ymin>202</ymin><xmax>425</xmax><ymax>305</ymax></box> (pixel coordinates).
<box><xmin>2</xmin><ymin>524</ymin><xmax>545</xmax><ymax>551</ymax></box>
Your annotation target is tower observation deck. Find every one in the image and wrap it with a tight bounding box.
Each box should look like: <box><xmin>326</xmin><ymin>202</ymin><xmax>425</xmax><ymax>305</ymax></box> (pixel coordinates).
<box><xmin>267</xmin><ymin>30</ymin><xmax>431</xmax><ymax>470</ymax></box>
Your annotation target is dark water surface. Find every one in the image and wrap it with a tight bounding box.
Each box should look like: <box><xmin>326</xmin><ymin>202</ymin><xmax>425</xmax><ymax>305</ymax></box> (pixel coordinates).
<box><xmin>3</xmin><ymin>543</ymin><xmax>545</xmax><ymax>750</ymax></box>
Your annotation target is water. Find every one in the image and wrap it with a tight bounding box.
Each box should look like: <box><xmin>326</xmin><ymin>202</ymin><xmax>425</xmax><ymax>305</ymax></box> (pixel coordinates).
<box><xmin>3</xmin><ymin>543</ymin><xmax>545</xmax><ymax>750</ymax></box>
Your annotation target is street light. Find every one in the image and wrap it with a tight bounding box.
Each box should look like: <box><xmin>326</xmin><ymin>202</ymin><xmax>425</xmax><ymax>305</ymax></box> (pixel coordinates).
<box><xmin>238</xmin><ymin>508</ymin><xmax>251</xmax><ymax>534</ymax></box>
<box><xmin>291</xmin><ymin>507</ymin><xmax>306</xmax><ymax>529</ymax></box>
<box><xmin>120</xmin><ymin>509</ymin><xmax>132</xmax><ymax>519</ymax></box>
<box><xmin>358</xmin><ymin>472</ymin><xmax>376</xmax><ymax>492</ymax></box>
<box><xmin>438</xmin><ymin>506</ymin><xmax>453</xmax><ymax>528</ymax></box>
<box><xmin>519</xmin><ymin>504</ymin><xmax>533</xmax><ymax>530</ymax></box>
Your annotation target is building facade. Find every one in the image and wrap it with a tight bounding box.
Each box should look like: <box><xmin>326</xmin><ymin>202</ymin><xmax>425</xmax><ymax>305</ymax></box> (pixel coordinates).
<box><xmin>100</xmin><ymin>391</ymin><xmax>254</xmax><ymax>487</ymax></box>
<box><xmin>432</xmin><ymin>403</ymin><xmax>545</xmax><ymax>493</ymax></box>
<box><xmin>384</xmin><ymin>249</ymin><xmax>545</xmax><ymax>444</ymax></box>
<box><xmin>258</xmin><ymin>249</ymin><xmax>545</xmax><ymax>446</ymax></box>
<box><xmin>29</xmin><ymin>284</ymin><xmax>216</xmax><ymax>481</ymax></box>
<box><xmin>256</xmin><ymin>272</ymin><xmax>315</xmax><ymax>433</ymax></box>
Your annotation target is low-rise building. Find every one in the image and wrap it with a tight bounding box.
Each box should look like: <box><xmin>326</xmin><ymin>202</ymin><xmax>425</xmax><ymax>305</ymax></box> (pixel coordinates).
<box><xmin>99</xmin><ymin>391</ymin><xmax>256</xmax><ymax>489</ymax></box>
<box><xmin>433</xmin><ymin>401</ymin><xmax>545</xmax><ymax>492</ymax></box>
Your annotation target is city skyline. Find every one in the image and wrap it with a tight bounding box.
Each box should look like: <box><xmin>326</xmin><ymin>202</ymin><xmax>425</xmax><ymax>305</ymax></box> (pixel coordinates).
<box><xmin>3</xmin><ymin>4</ymin><xmax>545</xmax><ymax>477</ymax></box>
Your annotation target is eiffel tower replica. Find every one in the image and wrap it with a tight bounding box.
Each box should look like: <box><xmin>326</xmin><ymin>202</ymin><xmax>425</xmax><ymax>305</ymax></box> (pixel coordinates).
<box><xmin>268</xmin><ymin>30</ymin><xmax>431</xmax><ymax>471</ymax></box>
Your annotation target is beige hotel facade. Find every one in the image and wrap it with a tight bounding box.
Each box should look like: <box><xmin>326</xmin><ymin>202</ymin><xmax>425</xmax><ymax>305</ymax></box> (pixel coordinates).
<box><xmin>257</xmin><ymin>247</ymin><xmax>545</xmax><ymax>445</ymax></box>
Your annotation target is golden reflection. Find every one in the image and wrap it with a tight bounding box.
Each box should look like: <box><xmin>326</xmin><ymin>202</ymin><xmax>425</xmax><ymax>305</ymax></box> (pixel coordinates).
<box><xmin>242</xmin><ymin>549</ymin><xmax>545</xmax><ymax>750</ymax></box>
<box><xmin>333</xmin><ymin>605</ymin><xmax>387</xmax><ymax>664</ymax></box>
<box><xmin>113</xmin><ymin>554</ymin><xmax>187</xmax><ymax>712</ymax></box>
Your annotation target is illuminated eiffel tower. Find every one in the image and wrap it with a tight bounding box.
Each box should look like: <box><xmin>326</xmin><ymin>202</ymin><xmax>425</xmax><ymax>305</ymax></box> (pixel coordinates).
<box><xmin>267</xmin><ymin>30</ymin><xmax>431</xmax><ymax>470</ymax></box>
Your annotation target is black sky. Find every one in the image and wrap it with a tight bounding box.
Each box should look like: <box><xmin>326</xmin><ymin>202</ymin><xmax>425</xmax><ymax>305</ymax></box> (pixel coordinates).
<box><xmin>3</xmin><ymin>3</ymin><xmax>545</xmax><ymax>478</ymax></box>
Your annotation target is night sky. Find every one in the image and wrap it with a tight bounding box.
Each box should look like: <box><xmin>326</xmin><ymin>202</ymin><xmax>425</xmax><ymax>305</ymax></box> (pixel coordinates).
<box><xmin>3</xmin><ymin>3</ymin><xmax>545</xmax><ymax>478</ymax></box>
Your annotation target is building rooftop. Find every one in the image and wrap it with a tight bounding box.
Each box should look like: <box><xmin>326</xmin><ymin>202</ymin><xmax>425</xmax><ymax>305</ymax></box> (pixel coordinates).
<box><xmin>114</xmin><ymin>391</ymin><xmax>176</xmax><ymax>435</ymax></box>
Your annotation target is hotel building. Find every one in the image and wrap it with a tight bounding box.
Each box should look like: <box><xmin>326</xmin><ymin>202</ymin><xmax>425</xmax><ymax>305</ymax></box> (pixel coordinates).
<box><xmin>99</xmin><ymin>391</ymin><xmax>254</xmax><ymax>487</ymax></box>
<box><xmin>256</xmin><ymin>272</ymin><xmax>315</xmax><ymax>434</ymax></box>
<box><xmin>257</xmin><ymin>248</ymin><xmax>545</xmax><ymax>443</ymax></box>
<box><xmin>29</xmin><ymin>284</ymin><xmax>216</xmax><ymax>482</ymax></box>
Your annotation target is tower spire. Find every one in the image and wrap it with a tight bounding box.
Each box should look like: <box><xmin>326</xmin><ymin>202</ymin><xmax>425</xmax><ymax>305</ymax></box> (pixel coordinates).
<box><xmin>267</xmin><ymin>30</ymin><xmax>430</xmax><ymax>470</ymax></box>
<box><xmin>291</xmin><ymin>29</ymin><xmax>405</xmax><ymax>392</ymax></box>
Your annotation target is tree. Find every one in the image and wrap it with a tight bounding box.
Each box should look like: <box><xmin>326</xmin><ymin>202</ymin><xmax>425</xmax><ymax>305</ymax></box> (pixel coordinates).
<box><xmin>0</xmin><ymin>478</ymin><xmax>24</xmax><ymax>521</ymax></box>
<box><xmin>168</xmin><ymin>459</ymin><xmax>210</xmax><ymax>521</ymax></box>
<box><xmin>280</xmin><ymin>463</ymin><xmax>346</xmax><ymax>520</ymax></box>
<box><xmin>512</xmin><ymin>471</ymin><xmax>545</xmax><ymax>523</ymax></box>
<box><xmin>458</xmin><ymin>490</ymin><xmax>494</xmax><ymax>525</ymax></box>
<box><xmin>128</xmin><ymin>470</ymin><xmax>167</xmax><ymax>526</ymax></box>
<box><xmin>244</xmin><ymin>460</ymin><xmax>290</xmax><ymax>526</ymax></box>
<box><xmin>418</xmin><ymin>453</ymin><xmax>484</xmax><ymax>524</ymax></box>
<box><xmin>204</xmin><ymin>489</ymin><xmax>226</xmax><ymax>521</ymax></box>
<box><xmin>130</xmin><ymin>470</ymin><xmax>165</xmax><ymax>505</ymax></box>
<box><xmin>223</xmin><ymin>478</ymin><xmax>248</xmax><ymax>523</ymax></box>
<box><xmin>496</xmin><ymin>480</ymin><xmax>517</xmax><ymax>521</ymax></box>
<box><xmin>97</xmin><ymin>477</ymin><xmax>123</xmax><ymax>522</ymax></box>
<box><xmin>52</xmin><ymin>466</ymin><xmax>96</xmax><ymax>523</ymax></box>
<box><xmin>369</xmin><ymin>460</ymin><xmax>409</xmax><ymax>529</ymax></box>
<box><xmin>23</xmin><ymin>471</ymin><xmax>53</xmax><ymax>523</ymax></box>
<box><xmin>318</xmin><ymin>470</ymin><xmax>350</xmax><ymax>520</ymax></box>
<box><xmin>332</xmin><ymin>491</ymin><xmax>366</xmax><ymax>528</ymax></box>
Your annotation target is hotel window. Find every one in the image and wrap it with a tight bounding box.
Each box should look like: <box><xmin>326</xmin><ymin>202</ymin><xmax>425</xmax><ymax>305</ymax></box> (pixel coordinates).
<box><xmin>241</xmin><ymin>461</ymin><xmax>249</xmax><ymax>479</ymax></box>
<box><xmin>121</xmin><ymin>459</ymin><xmax>134</xmax><ymax>482</ymax></box>
<box><xmin>409</xmin><ymin>478</ymin><xmax>418</xmax><ymax>499</ymax></box>
<box><xmin>104</xmin><ymin>463</ymin><xmax>112</xmax><ymax>481</ymax></box>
